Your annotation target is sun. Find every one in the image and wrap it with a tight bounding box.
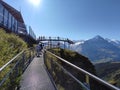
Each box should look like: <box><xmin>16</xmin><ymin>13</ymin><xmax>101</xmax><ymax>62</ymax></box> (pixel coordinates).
<box><xmin>29</xmin><ymin>0</ymin><xmax>41</xmax><ymax>7</ymax></box>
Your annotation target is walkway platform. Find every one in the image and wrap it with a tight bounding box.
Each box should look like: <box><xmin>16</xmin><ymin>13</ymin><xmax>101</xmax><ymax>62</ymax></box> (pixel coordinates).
<box><xmin>20</xmin><ymin>55</ymin><xmax>56</xmax><ymax>90</ymax></box>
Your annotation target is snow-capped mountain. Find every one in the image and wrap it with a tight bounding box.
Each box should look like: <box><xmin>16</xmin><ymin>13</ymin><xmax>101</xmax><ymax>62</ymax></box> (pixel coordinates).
<box><xmin>106</xmin><ymin>38</ymin><xmax>120</xmax><ymax>48</ymax></box>
<box><xmin>70</xmin><ymin>40</ymin><xmax>85</xmax><ymax>51</ymax></box>
<box><xmin>71</xmin><ymin>35</ymin><xmax>120</xmax><ymax>63</ymax></box>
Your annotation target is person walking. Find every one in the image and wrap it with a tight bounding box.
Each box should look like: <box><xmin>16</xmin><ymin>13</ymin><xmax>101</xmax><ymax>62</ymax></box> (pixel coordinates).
<box><xmin>36</xmin><ymin>44</ymin><xmax>41</xmax><ymax>57</ymax></box>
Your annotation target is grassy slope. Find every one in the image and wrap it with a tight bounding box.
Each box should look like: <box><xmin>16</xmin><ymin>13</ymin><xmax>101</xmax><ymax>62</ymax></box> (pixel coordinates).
<box><xmin>49</xmin><ymin>48</ymin><xmax>96</xmax><ymax>74</ymax></box>
<box><xmin>47</xmin><ymin>49</ymin><xmax>101</xmax><ymax>90</ymax></box>
<box><xmin>0</xmin><ymin>29</ymin><xmax>27</xmax><ymax>67</ymax></box>
<box><xmin>95</xmin><ymin>62</ymin><xmax>120</xmax><ymax>87</ymax></box>
<box><xmin>48</xmin><ymin>48</ymin><xmax>120</xmax><ymax>89</ymax></box>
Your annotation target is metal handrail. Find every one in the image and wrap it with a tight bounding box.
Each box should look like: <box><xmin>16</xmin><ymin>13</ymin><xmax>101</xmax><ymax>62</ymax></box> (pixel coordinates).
<box><xmin>38</xmin><ymin>37</ymin><xmax>69</xmax><ymax>42</ymax></box>
<box><xmin>0</xmin><ymin>50</ymin><xmax>24</xmax><ymax>72</ymax></box>
<box><xmin>52</xmin><ymin>59</ymin><xmax>90</xmax><ymax>90</ymax></box>
<box><xmin>46</xmin><ymin>50</ymin><xmax>120</xmax><ymax>90</ymax></box>
<box><xmin>0</xmin><ymin>48</ymin><xmax>35</xmax><ymax>89</ymax></box>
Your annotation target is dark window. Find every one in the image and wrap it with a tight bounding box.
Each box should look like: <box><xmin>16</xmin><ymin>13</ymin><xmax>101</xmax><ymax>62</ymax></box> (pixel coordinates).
<box><xmin>14</xmin><ymin>19</ymin><xmax>18</xmax><ymax>33</ymax></box>
<box><xmin>8</xmin><ymin>13</ymin><xmax>12</xmax><ymax>29</ymax></box>
<box><xmin>11</xmin><ymin>17</ymin><xmax>15</xmax><ymax>32</ymax></box>
<box><xmin>18</xmin><ymin>21</ymin><xmax>27</xmax><ymax>35</ymax></box>
<box><xmin>0</xmin><ymin>4</ymin><xmax>3</xmax><ymax>24</ymax></box>
<box><xmin>3</xmin><ymin>9</ymin><xmax>8</xmax><ymax>27</ymax></box>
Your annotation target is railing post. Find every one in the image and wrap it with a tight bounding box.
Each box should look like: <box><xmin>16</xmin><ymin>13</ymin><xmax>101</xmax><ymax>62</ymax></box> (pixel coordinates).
<box><xmin>29</xmin><ymin>50</ymin><xmax>31</xmax><ymax>64</ymax></box>
<box><xmin>22</xmin><ymin>52</ymin><xmax>25</xmax><ymax>72</ymax></box>
<box><xmin>9</xmin><ymin>71</ymin><xmax>16</xmax><ymax>89</ymax></box>
<box><xmin>44</xmin><ymin>50</ymin><xmax>46</xmax><ymax>65</ymax></box>
<box><xmin>85</xmin><ymin>74</ymin><xmax>90</xmax><ymax>89</ymax></box>
<box><xmin>15</xmin><ymin>62</ymin><xmax>18</xmax><ymax>77</ymax></box>
<box><xmin>49</xmin><ymin>58</ymin><xmax>53</xmax><ymax>74</ymax></box>
<box><xmin>32</xmin><ymin>48</ymin><xmax>34</xmax><ymax>59</ymax></box>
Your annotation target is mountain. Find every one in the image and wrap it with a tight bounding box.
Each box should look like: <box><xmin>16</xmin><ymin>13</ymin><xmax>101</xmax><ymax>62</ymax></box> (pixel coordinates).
<box><xmin>70</xmin><ymin>40</ymin><xmax>85</xmax><ymax>52</ymax></box>
<box><xmin>106</xmin><ymin>38</ymin><xmax>120</xmax><ymax>48</ymax></box>
<box><xmin>71</xmin><ymin>35</ymin><xmax>120</xmax><ymax>63</ymax></box>
<box><xmin>70</xmin><ymin>35</ymin><xmax>120</xmax><ymax>88</ymax></box>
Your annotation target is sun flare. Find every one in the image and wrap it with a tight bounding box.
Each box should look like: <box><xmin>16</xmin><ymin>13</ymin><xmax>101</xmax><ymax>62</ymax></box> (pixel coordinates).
<box><xmin>29</xmin><ymin>0</ymin><xmax>41</xmax><ymax>7</ymax></box>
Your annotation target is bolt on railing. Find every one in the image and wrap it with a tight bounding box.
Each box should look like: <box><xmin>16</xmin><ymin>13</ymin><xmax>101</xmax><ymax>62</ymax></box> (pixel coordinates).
<box><xmin>44</xmin><ymin>50</ymin><xmax>120</xmax><ymax>90</ymax></box>
<box><xmin>0</xmin><ymin>48</ymin><xmax>35</xmax><ymax>90</ymax></box>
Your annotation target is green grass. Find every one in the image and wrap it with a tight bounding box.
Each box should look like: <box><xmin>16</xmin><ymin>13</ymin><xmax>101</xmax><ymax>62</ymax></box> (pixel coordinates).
<box><xmin>0</xmin><ymin>29</ymin><xmax>27</xmax><ymax>67</ymax></box>
<box><xmin>49</xmin><ymin>48</ymin><xmax>96</xmax><ymax>74</ymax></box>
<box><xmin>45</xmin><ymin>48</ymin><xmax>96</xmax><ymax>90</ymax></box>
<box><xmin>0</xmin><ymin>29</ymin><xmax>27</xmax><ymax>89</ymax></box>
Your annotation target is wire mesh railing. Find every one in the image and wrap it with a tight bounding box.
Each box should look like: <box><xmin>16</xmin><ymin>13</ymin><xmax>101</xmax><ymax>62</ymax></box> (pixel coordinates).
<box><xmin>44</xmin><ymin>50</ymin><xmax>120</xmax><ymax>90</ymax></box>
<box><xmin>0</xmin><ymin>48</ymin><xmax>35</xmax><ymax>90</ymax></box>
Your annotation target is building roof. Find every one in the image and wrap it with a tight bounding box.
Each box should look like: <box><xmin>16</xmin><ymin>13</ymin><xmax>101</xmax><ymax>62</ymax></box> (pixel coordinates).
<box><xmin>0</xmin><ymin>0</ymin><xmax>24</xmax><ymax>23</ymax></box>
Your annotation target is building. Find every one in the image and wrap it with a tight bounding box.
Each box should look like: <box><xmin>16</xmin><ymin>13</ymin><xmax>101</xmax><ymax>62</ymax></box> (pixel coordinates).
<box><xmin>0</xmin><ymin>0</ymin><xmax>36</xmax><ymax>45</ymax></box>
<box><xmin>0</xmin><ymin>0</ymin><xmax>27</xmax><ymax>35</ymax></box>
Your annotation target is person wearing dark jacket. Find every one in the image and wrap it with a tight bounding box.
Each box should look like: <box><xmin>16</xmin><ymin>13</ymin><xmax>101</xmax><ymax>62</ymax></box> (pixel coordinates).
<box><xmin>36</xmin><ymin>44</ymin><xmax>41</xmax><ymax>57</ymax></box>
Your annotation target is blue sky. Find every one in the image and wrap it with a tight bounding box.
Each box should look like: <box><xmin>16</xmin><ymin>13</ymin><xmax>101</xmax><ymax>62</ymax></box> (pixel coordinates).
<box><xmin>4</xmin><ymin>0</ymin><xmax>120</xmax><ymax>40</ymax></box>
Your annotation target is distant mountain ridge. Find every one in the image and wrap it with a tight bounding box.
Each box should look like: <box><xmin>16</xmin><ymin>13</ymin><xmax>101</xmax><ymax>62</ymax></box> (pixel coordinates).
<box><xmin>106</xmin><ymin>38</ymin><xmax>120</xmax><ymax>48</ymax></box>
<box><xmin>70</xmin><ymin>35</ymin><xmax>120</xmax><ymax>63</ymax></box>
